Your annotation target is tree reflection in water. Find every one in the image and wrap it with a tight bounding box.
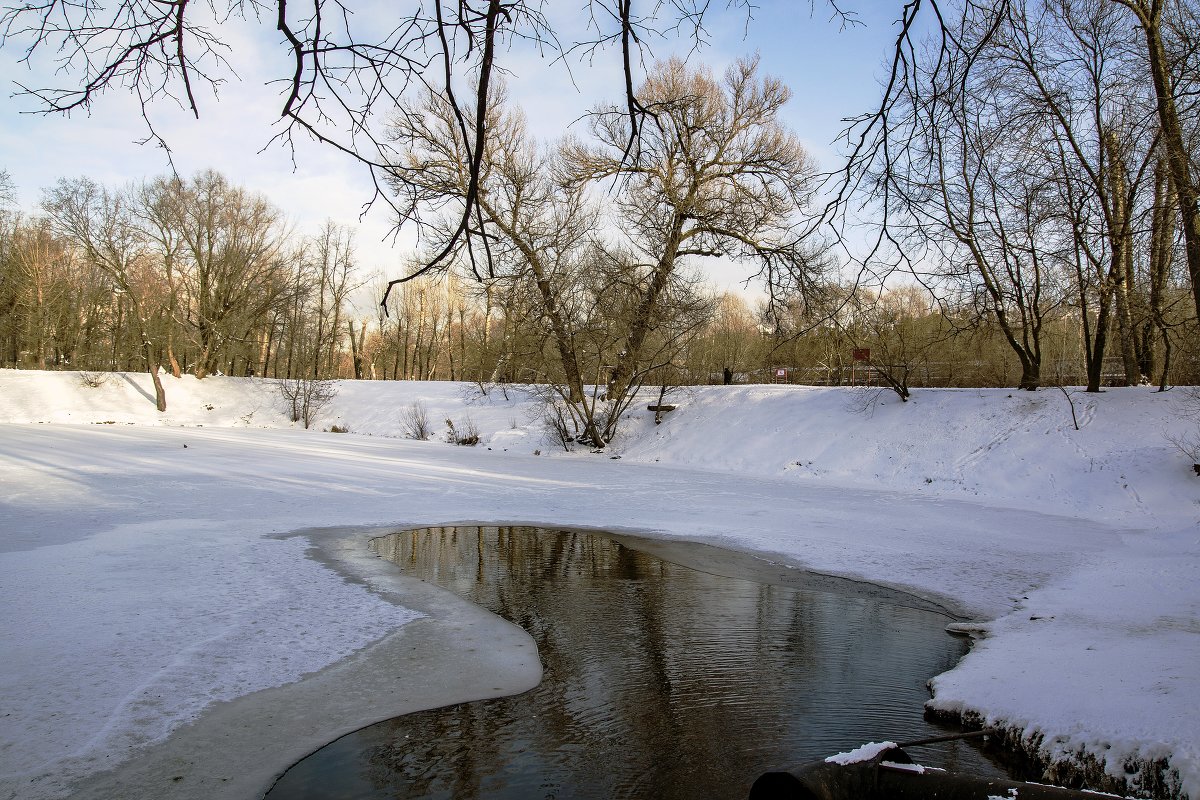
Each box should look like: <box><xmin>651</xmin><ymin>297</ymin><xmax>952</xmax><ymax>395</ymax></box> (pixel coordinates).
<box><xmin>265</xmin><ymin>526</ymin><xmax>1007</xmax><ymax>799</ymax></box>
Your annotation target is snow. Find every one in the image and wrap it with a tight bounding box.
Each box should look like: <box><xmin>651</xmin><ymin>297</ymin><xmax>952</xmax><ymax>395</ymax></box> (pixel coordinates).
<box><xmin>883</xmin><ymin>762</ymin><xmax>930</xmax><ymax>774</ymax></box>
<box><xmin>1</xmin><ymin>525</ymin><xmax>417</xmax><ymax>773</ymax></box>
<box><xmin>825</xmin><ymin>741</ymin><xmax>898</xmax><ymax>765</ymax></box>
<box><xmin>1</xmin><ymin>370</ymin><xmax>1198</xmax><ymax>799</ymax></box>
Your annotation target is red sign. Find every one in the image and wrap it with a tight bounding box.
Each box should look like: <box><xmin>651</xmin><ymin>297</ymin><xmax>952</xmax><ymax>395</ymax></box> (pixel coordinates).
<box><xmin>852</xmin><ymin>348</ymin><xmax>871</xmax><ymax>362</ymax></box>
<box><xmin>775</xmin><ymin>368</ymin><xmax>787</xmax><ymax>378</ymax></box>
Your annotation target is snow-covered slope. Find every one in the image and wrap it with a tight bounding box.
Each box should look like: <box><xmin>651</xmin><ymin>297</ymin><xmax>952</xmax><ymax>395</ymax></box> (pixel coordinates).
<box><xmin>1</xmin><ymin>369</ymin><xmax>1198</xmax><ymax>799</ymax></box>
<box><xmin>2</xmin><ymin>370</ymin><xmax>1192</xmax><ymax>528</ymax></box>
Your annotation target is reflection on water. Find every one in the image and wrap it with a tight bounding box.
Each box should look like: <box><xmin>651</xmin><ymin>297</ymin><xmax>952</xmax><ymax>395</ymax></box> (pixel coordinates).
<box><xmin>266</xmin><ymin>526</ymin><xmax>1005</xmax><ymax>799</ymax></box>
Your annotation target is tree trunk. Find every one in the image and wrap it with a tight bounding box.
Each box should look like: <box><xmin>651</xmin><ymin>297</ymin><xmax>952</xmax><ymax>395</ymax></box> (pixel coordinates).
<box><xmin>128</xmin><ymin>295</ymin><xmax>166</xmax><ymax>411</ymax></box>
<box><xmin>1016</xmin><ymin>352</ymin><xmax>1041</xmax><ymax>392</ymax></box>
<box><xmin>348</xmin><ymin>319</ymin><xmax>365</xmax><ymax>380</ymax></box>
<box><xmin>1138</xmin><ymin>10</ymin><xmax>1200</xmax><ymax>326</ymax></box>
<box><xmin>608</xmin><ymin>215</ymin><xmax>684</xmax><ymax>401</ymax></box>
<box><xmin>33</xmin><ymin>271</ymin><xmax>46</xmax><ymax>370</ymax></box>
<box><xmin>489</xmin><ymin>297</ymin><xmax>515</xmax><ymax>384</ymax></box>
<box><xmin>985</xmin><ymin>292</ymin><xmax>1041</xmax><ymax>391</ymax></box>
<box><xmin>445</xmin><ymin>313</ymin><xmax>457</xmax><ymax>381</ymax></box>
<box><xmin>1114</xmin><ymin>274</ymin><xmax>1139</xmax><ymax>385</ymax></box>
<box><xmin>1104</xmin><ymin>131</ymin><xmax>1141</xmax><ymax>387</ymax></box>
<box><xmin>401</xmin><ymin>320</ymin><xmax>410</xmax><ymax>380</ymax></box>
<box><xmin>474</xmin><ymin>193</ymin><xmax>592</xmax><ymax>425</ymax></box>
<box><xmin>149</xmin><ymin>362</ymin><xmax>166</xmax><ymax>411</ymax></box>
<box><xmin>194</xmin><ymin>342</ymin><xmax>211</xmax><ymax>380</ymax></box>
<box><xmin>112</xmin><ymin>293</ymin><xmax>122</xmax><ymax>370</ymax></box>
<box><xmin>1148</xmin><ymin>159</ymin><xmax>1176</xmax><ymax>388</ymax></box>
<box><xmin>1086</xmin><ymin>295</ymin><xmax>1113</xmax><ymax>393</ymax></box>
<box><xmin>164</xmin><ymin>250</ymin><xmax>182</xmax><ymax>378</ymax></box>
<box><xmin>458</xmin><ymin>304</ymin><xmax>468</xmax><ymax>382</ymax></box>
<box><xmin>481</xmin><ymin>285</ymin><xmax>495</xmax><ymax>383</ymax></box>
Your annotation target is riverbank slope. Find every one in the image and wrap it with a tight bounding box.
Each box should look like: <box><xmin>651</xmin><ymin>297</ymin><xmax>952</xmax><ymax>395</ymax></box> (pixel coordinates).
<box><xmin>1</xmin><ymin>370</ymin><xmax>1196</xmax><ymax>799</ymax></box>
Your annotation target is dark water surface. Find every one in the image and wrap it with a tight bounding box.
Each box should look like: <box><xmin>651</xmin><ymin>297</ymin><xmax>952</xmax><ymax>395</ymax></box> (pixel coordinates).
<box><xmin>266</xmin><ymin>526</ymin><xmax>1006</xmax><ymax>799</ymax></box>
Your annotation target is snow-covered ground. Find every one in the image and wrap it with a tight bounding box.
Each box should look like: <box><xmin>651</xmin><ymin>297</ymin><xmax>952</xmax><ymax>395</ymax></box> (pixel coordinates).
<box><xmin>0</xmin><ymin>369</ymin><xmax>1197</xmax><ymax>799</ymax></box>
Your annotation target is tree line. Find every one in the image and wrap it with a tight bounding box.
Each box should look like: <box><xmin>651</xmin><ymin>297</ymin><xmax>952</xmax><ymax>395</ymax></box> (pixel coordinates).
<box><xmin>0</xmin><ymin>170</ymin><xmax>362</xmax><ymax>410</ymax></box>
<box><xmin>853</xmin><ymin>0</ymin><xmax>1200</xmax><ymax>394</ymax></box>
<box><xmin>2</xmin><ymin>158</ymin><xmax>1195</xmax><ymax>405</ymax></box>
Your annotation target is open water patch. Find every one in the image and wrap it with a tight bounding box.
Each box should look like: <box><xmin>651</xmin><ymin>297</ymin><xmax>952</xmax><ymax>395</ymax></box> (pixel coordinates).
<box><xmin>265</xmin><ymin>525</ymin><xmax>1008</xmax><ymax>799</ymax></box>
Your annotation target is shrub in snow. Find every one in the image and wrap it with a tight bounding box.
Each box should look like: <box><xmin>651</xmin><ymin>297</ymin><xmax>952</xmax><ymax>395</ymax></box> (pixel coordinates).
<box><xmin>400</xmin><ymin>401</ymin><xmax>431</xmax><ymax>440</ymax></box>
<box><xmin>1167</xmin><ymin>387</ymin><xmax>1200</xmax><ymax>475</ymax></box>
<box><xmin>543</xmin><ymin>401</ymin><xmax>576</xmax><ymax>451</ymax></box>
<box><xmin>77</xmin><ymin>370</ymin><xmax>110</xmax><ymax>388</ymax></box>
<box><xmin>277</xmin><ymin>378</ymin><xmax>338</xmax><ymax>430</ymax></box>
<box><xmin>445</xmin><ymin>415</ymin><xmax>480</xmax><ymax>446</ymax></box>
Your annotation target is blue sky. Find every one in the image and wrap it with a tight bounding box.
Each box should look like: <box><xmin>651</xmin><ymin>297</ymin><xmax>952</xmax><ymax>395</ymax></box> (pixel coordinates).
<box><xmin>0</xmin><ymin>1</ymin><xmax>918</xmax><ymax>296</ymax></box>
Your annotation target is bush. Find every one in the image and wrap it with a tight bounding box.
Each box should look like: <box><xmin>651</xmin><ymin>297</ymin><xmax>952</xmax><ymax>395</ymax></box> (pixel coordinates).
<box><xmin>543</xmin><ymin>402</ymin><xmax>576</xmax><ymax>451</ymax></box>
<box><xmin>400</xmin><ymin>401</ymin><xmax>432</xmax><ymax>440</ymax></box>
<box><xmin>445</xmin><ymin>415</ymin><xmax>480</xmax><ymax>446</ymax></box>
<box><xmin>77</xmin><ymin>370</ymin><xmax>109</xmax><ymax>388</ymax></box>
<box><xmin>278</xmin><ymin>378</ymin><xmax>338</xmax><ymax>429</ymax></box>
<box><xmin>1168</xmin><ymin>387</ymin><xmax>1200</xmax><ymax>475</ymax></box>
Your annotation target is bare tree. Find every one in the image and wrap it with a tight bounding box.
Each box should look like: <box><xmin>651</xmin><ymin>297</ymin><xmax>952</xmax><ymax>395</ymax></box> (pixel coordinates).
<box><xmin>564</xmin><ymin>56</ymin><xmax>824</xmax><ymax>405</ymax></box>
<box><xmin>848</xmin><ymin>285</ymin><xmax>953</xmax><ymax>401</ymax></box>
<box><xmin>157</xmin><ymin>170</ymin><xmax>292</xmax><ymax>378</ymax></box>
<box><xmin>385</xmin><ymin>58</ymin><xmax>814</xmax><ymax>445</ymax></box>
<box><xmin>0</xmin><ymin>170</ymin><xmax>14</xmax><ymax>208</ymax></box>
<box><xmin>833</xmin><ymin>0</ymin><xmax>1200</xmax><ymax>348</ymax></box>
<box><xmin>43</xmin><ymin>178</ymin><xmax>169</xmax><ymax>410</ymax></box>
<box><xmin>278</xmin><ymin>377</ymin><xmax>338</xmax><ymax>429</ymax></box>
<box><xmin>347</xmin><ymin>317</ymin><xmax>367</xmax><ymax>379</ymax></box>
<box><xmin>1107</xmin><ymin>0</ymin><xmax>1200</xmax><ymax>327</ymax></box>
<box><xmin>133</xmin><ymin>176</ymin><xmax>187</xmax><ymax>377</ymax></box>
<box><xmin>1143</xmin><ymin>155</ymin><xmax>1191</xmax><ymax>389</ymax></box>
<box><xmin>878</xmin><ymin>7</ymin><xmax>1067</xmax><ymax>392</ymax></box>
<box><xmin>0</xmin><ymin>215</ymin><xmax>78</xmax><ymax>370</ymax></box>
<box><xmin>387</xmin><ymin>80</ymin><xmax>610</xmax><ymax>439</ymax></box>
<box><xmin>306</xmin><ymin>221</ymin><xmax>361</xmax><ymax>377</ymax></box>
<box><xmin>988</xmin><ymin>1</ymin><xmax>1159</xmax><ymax>391</ymax></box>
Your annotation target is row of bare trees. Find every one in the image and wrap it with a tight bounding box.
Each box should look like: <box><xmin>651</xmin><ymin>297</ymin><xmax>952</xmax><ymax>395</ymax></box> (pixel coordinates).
<box><xmin>342</xmin><ymin>272</ymin><xmax>1200</xmax><ymax>396</ymax></box>
<box><xmin>860</xmin><ymin>0</ymin><xmax>1199</xmax><ymax>394</ymax></box>
<box><xmin>4</xmin><ymin>159</ymin><xmax>1196</xmax><ymax>407</ymax></box>
<box><xmin>0</xmin><ymin>169</ymin><xmax>370</xmax><ymax>409</ymax></box>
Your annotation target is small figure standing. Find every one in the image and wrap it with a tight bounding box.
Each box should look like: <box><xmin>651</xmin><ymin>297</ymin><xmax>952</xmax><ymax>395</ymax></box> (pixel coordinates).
<box><xmin>723</xmin><ymin>366</ymin><xmax>733</xmax><ymax>385</ymax></box>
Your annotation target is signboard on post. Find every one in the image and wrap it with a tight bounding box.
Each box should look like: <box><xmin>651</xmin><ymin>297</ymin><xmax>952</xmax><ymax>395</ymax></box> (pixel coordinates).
<box><xmin>852</xmin><ymin>348</ymin><xmax>871</xmax><ymax>362</ymax></box>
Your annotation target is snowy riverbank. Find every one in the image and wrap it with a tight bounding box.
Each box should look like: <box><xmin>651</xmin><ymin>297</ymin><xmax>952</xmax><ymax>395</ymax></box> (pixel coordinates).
<box><xmin>1</xmin><ymin>369</ymin><xmax>1197</xmax><ymax>798</ymax></box>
